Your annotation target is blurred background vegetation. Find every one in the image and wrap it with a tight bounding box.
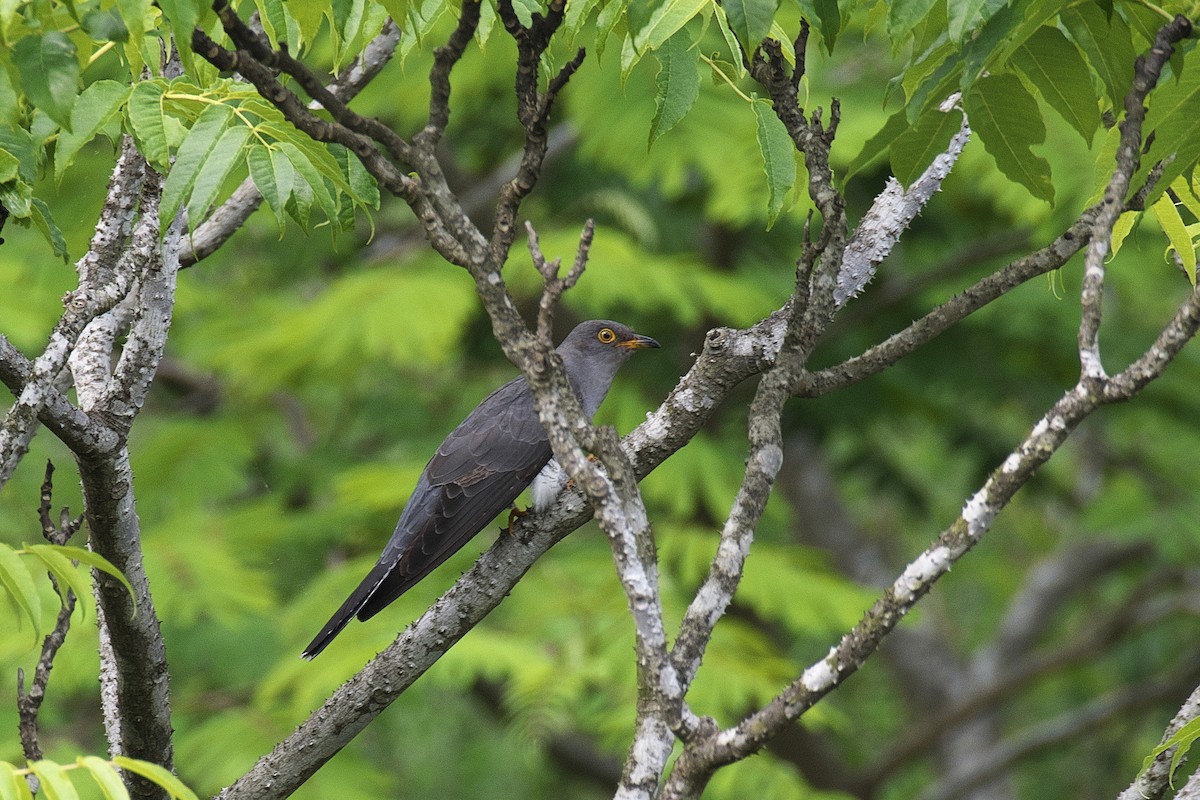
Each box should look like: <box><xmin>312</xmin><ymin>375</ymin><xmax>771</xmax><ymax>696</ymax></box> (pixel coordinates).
<box><xmin>3</xmin><ymin>1</ymin><xmax>1200</xmax><ymax>798</ymax></box>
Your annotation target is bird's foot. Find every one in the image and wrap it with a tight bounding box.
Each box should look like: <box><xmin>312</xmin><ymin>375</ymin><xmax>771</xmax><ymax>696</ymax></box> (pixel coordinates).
<box><xmin>564</xmin><ymin>453</ymin><xmax>599</xmax><ymax>491</ymax></box>
<box><xmin>502</xmin><ymin>505</ymin><xmax>529</xmax><ymax>536</ymax></box>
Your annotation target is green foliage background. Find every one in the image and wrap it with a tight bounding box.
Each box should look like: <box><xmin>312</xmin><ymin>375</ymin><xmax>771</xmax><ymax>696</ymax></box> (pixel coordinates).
<box><xmin>3</xmin><ymin>0</ymin><xmax>1200</xmax><ymax>797</ymax></box>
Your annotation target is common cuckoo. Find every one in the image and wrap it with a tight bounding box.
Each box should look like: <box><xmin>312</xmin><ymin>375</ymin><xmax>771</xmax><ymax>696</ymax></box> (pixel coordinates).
<box><xmin>303</xmin><ymin>320</ymin><xmax>659</xmax><ymax>657</ymax></box>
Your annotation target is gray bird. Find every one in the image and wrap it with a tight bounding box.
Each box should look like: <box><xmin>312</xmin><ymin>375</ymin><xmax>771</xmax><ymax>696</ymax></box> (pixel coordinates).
<box><xmin>303</xmin><ymin>320</ymin><xmax>659</xmax><ymax>658</ymax></box>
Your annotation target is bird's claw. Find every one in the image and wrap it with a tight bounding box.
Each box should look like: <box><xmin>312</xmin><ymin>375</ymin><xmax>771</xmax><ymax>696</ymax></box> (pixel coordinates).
<box><xmin>502</xmin><ymin>505</ymin><xmax>529</xmax><ymax>536</ymax></box>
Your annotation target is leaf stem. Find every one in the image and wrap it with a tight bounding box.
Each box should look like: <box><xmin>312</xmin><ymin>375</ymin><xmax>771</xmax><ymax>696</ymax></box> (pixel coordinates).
<box><xmin>699</xmin><ymin>52</ymin><xmax>753</xmax><ymax>103</ymax></box>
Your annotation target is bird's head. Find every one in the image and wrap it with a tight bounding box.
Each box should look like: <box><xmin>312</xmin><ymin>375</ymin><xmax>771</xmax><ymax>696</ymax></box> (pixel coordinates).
<box><xmin>556</xmin><ymin>320</ymin><xmax>659</xmax><ymax>417</ymax></box>
<box><xmin>559</xmin><ymin>320</ymin><xmax>660</xmax><ymax>363</ymax></box>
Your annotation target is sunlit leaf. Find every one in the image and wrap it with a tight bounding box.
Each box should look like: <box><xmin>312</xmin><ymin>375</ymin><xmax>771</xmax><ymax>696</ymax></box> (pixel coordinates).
<box><xmin>1140</xmin><ymin>47</ymin><xmax>1200</xmax><ymax>205</ymax></box>
<box><xmin>186</xmin><ymin>125</ymin><xmax>250</xmax><ymax>226</ymax></box>
<box><xmin>278</xmin><ymin>141</ymin><xmax>340</xmax><ymax>225</ymax></box>
<box><xmin>0</xmin><ymin>761</ymin><xmax>34</xmax><ymax>800</ymax></box>
<box><xmin>157</xmin><ymin>0</ymin><xmax>202</xmax><ymax>73</ymax></box>
<box><xmin>111</xmin><ymin>758</ymin><xmax>197</xmax><ymax>800</ymax></box>
<box><xmin>1152</xmin><ymin>192</ymin><xmax>1196</xmax><ymax>284</ymax></box>
<box><xmin>24</xmin><ymin>545</ymin><xmax>93</xmax><ymax>618</ymax></box>
<box><xmin>0</xmin><ymin>149</ymin><xmax>16</xmax><ymax>183</ymax></box>
<box><xmin>28</xmin><ymin>761</ymin><xmax>78</xmax><ymax>800</ymax></box>
<box><xmin>127</xmin><ymin>81</ymin><xmax>169</xmax><ymax>170</ymax></box>
<box><xmin>248</xmin><ymin>145</ymin><xmax>296</xmax><ymax>230</ymax></box>
<box><xmin>631</xmin><ymin>0</ymin><xmax>706</xmax><ymax>53</ymax></box>
<box><xmin>160</xmin><ymin>102</ymin><xmax>235</xmax><ymax>229</ymax></box>
<box><xmin>77</xmin><ymin>757</ymin><xmax>128</xmax><ymax>800</ymax></box>
<box><xmin>0</xmin><ymin>542</ymin><xmax>40</xmax><ymax>642</ymax></box>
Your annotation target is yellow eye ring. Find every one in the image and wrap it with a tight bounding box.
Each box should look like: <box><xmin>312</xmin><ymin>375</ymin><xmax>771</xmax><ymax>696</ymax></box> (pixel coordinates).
<box><xmin>597</xmin><ymin>327</ymin><xmax>616</xmax><ymax>344</ymax></box>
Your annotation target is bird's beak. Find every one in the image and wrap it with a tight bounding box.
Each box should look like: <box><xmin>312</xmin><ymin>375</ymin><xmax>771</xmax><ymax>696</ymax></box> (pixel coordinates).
<box><xmin>618</xmin><ymin>332</ymin><xmax>660</xmax><ymax>350</ymax></box>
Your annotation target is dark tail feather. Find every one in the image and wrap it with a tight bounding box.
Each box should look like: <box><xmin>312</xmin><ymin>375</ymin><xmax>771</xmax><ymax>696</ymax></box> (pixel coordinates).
<box><xmin>301</xmin><ymin>563</ymin><xmax>389</xmax><ymax>659</ymax></box>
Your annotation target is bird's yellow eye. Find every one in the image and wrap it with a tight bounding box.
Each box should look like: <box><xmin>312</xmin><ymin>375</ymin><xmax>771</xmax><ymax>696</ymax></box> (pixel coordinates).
<box><xmin>597</xmin><ymin>327</ymin><xmax>617</xmax><ymax>344</ymax></box>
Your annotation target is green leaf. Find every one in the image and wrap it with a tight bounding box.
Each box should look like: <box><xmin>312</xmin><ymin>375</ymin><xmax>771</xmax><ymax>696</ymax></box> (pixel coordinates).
<box><xmin>12</xmin><ymin>32</ymin><xmax>80</xmax><ymax>130</ymax></box>
<box><xmin>890</xmin><ymin>107</ymin><xmax>963</xmax><ymax>187</ymax></box>
<box><xmin>1010</xmin><ymin>26</ymin><xmax>1099</xmax><ymax>145</ymax></box>
<box><xmin>157</xmin><ymin>0</ymin><xmax>201</xmax><ymax>73</ymax></box>
<box><xmin>753</xmin><ymin>98</ymin><xmax>795</xmax><ymax>228</ymax></box>
<box><xmin>712</xmin><ymin>4</ymin><xmax>748</xmax><ymax>78</ymax></box>
<box><xmin>1152</xmin><ymin>192</ymin><xmax>1196</xmax><ymax>284</ymax></box>
<box><xmin>111</xmin><ymin>758</ymin><xmax>197</xmax><ymax>800</ymax></box>
<box><xmin>248</xmin><ymin>145</ymin><xmax>296</xmax><ymax>230</ymax></box>
<box><xmin>290</xmin><ymin>0</ymin><xmax>327</xmax><ymax>47</ymax></box>
<box><xmin>82</xmin><ymin>7</ymin><xmax>131</xmax><ymax>42</ymax></box>
<box><xmin>0</xmin><ymin>761</ymin><xmax>34</xmax><ymax>800</ymax></box>
<box><xmin>947</xmin><ymin>0</ymin><xmax>1005</xmax><ymax>43</ymax></box>
<box><xmin>25</xmin><ymin>546</ymin><xmax>93</xmax><ymax>617</ymax></box>
<box><xmin>0</xmin><ymin>149</ymin><xmax>16</xmax><ymax>182</ymax></box>
<box><xmin>796</xmin><ymin>0</ymin><xmax>840</xmax><ymax>52</ymax></box>
<box><xmin>127</xmin><ymin>81</ymin><xmax>169</xmax><ymax>170</ymax></box>
<box><xmin>0</xmin><ymin>542</ymin><xmax>40</xmax><ymax>641</ymax></box>
<box><xmin>595</xmin><ymin>0</ymin><xmax>630</xmax><ymax>59</ymax></box>
<box><xmin>28</xmin><ymin>761</ymin><xmax>79</xmax><ymax>800</ymax></box>
<box><xmin>56</xmin><ymin>81</ymin><xmax>131</xmax><ymax>182</ymax></box>
<box><xmin>564</xmin><ymin>0</ymin><xmax>602</xmax><ymax>34</ymax></box>
<box><xmin>277</xmin><ymin>141</ymin><xmax>339</xmax><ymax>225</ymax></box>
<box><xmin>1140</xmin><ymin>47</ymin><xmax>1200</xmax><ymax>205</ymax></box>
<box><xmin>632</xmin><ymin>0</ymin><xmax>706</xmax><ymax>53</ymax></box>
<box><xmin>1061</xmin><ymin>4</ymin><xmax>1134</xmax><ymax>109</ymax></box>
<box><xmin>160</xmin><ymin>102</ymin><xmax>234</xmax><ymax>229</ymax></box>
<box><xmin>510</xmin><ymin>0</ymin><xmax>540</xmax><ymax>27</ymax></box>
<box><xmin>845</xmin><ymin>109</ymin><xmax>907</xmax><ymax>183</ymax></box>
<box><xmin>722</xmin><ymin>0</ymin><xmax>778</xmax><ymax>56</ymax></box>
<box><xmin>1109</xmin><ymin>210</ymin><xmax>1139</xmax><ymax>260</ymax></box>
<box><xmin>186</xmin><ymin>125</ymin><xmax>250</xmax><ymax>226</ymax></box>
<box><xmin>44</xmin><ymin>545</ymin><xmax>135</xmax><ymax>603</ymax></box>
<box><xmin>339</xmin><ymin>145</ymin><xmax>379</xmax><ymax>209</ymax></box>
<box><xmin>77</xmin><ymin>757</ymin><xmax>129</xmax><ymax>800</ymax></box>
<box><xmin>649</xmin><ymin>29</ymin><xmax>699</xmax><ymax>148</ymax></box>
<box><xmin>964</xmin><ymin>72</ymin><xmax>1053</xmax><ymax>203</ymax></box>
<box><xmin>0</xmin><ymin>179</ymin><xmax>32</xmax><ymax>218</ymax></box>
<box><xmin>116</xmin><ymin>0</ymin><xmax>152</xmax><ymax>47</ymax></box>
<box><xmin>1142</xmin><ymin>716</ymin><xmax>1200</xmax><ymax>784</ymax></box>
<box><xmin>886</xmin><ymin>0</ymin><xmax>937</xmax><ymax>44</ymax></box>
<box><xmin>29</xmin><ymin>198</ymin><xmax>70</xmax><ymax>262</ymax></box>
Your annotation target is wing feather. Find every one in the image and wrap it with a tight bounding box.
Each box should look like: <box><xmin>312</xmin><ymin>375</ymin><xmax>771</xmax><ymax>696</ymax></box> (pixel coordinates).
<box><xmin>302</xmin><ymin>376</ymin><xmax>552</xmax><ymax>656</ymax></box>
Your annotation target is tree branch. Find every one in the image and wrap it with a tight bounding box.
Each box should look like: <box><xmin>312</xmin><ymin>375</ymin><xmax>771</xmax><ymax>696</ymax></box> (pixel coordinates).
<box><xmin>180</xmin><ymin>18</ymin><xmax>401</xmax><ymax>268</ymax></box>
<box><xmin>16</xmin><ymin>461</ymin><xmax>83</xmax><ymax>768</ymax></box>
<box><xmin>1120</xmin><ymin>683</ymin><xmax>1200</xmax><ymax>800</ymax></box>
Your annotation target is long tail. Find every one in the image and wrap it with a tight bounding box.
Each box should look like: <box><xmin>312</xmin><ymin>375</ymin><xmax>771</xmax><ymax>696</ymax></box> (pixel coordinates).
<box><xmin>301</xmin><ymin>561</ymin><xmax>389</xmax><ymax>659</ymax></box>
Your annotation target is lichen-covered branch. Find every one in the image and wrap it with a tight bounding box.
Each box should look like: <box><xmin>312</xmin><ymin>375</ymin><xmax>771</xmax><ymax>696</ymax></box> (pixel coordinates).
<box><xmin>835</xmin><ymin>102</ymin><xmax>970</xmax><ymax>307</ymax></box>
<box><xmin>0</xmin><ymin>139</ymin><xmax>144</xmax><ymax>487</ymax></box>
<box><xmin>661</xmin><ymin>282</ymin><xmax>1200</xmax><ymax>797</ymax></box>
<box><xmin>1079</xmin><ymin>14</ymin><xmax>1191</xmax><ymax>379</ymax></box>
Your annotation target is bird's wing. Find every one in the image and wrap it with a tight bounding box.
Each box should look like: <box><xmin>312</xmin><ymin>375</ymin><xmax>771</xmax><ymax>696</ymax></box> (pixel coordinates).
<box><xmin>302</xmin><ymin>377</ymin><xmax>551</xmax><ymax>658</ymax></box>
